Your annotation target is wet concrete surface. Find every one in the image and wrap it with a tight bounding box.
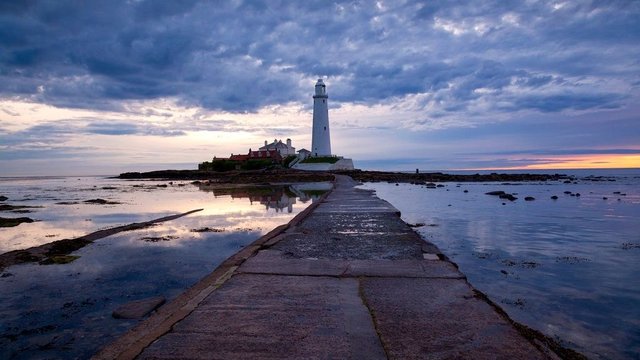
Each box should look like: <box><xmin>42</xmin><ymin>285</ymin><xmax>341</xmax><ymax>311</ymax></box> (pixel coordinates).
<box><xmin>114</xmin><ymin>175</ymin><xmax>557</xmax><ymax>359</ymax></box>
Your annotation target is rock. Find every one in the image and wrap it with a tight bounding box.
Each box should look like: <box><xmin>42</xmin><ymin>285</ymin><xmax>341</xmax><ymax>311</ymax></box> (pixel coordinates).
<box><xmin>486</xmin><ymin>191</ymin><xmax>506</xmax><ymax>196</ymax></box>
<box><xmin>191</xmin><ymin>227</ymin><xmax>226</xmax><ymax>233</ymax></box>
<box><xmin>436</xmin><ymin>184</ymin><xmax>445</xmax><ymax>188</ymax></box>
<box><xmin>84</xmin><ymin>198</ymin><xmax>120</xmax><ymax>205</ymax></box>
<box><xmin>575</xmin><ymin>193</ymin><xmax>581</xmax><ymax>197</ymax></box>
<box><xmin>140</xmin><ymin>236</ymin><xmax>178</xmax><ymax>242</ymax></box>
<box><xmin>524</xmin><ymin>197</ymin><xmax>535</xmax><ymax>201</ymax></box>
<box><xmin>499</xmin><ymin>193</ymin><xmax>518</xmax><ymax>201</ymax></box>
<box><xmin>463</xmin><ymin>190</ymin><xmax>469</xmax><ymax>193</ymax></box>
<box><xmin>563</xmin><ymin>191</ymin><xmax>572</xmax><ymax>194</ymax></box>
<box><xmin>0</xmin><ymin>196</ymin><xmax>8</xmax><ymax>201</ymax></box>
<box><xmin>551</xmin><ymin>196</ymin><xmax>558</xmax><ymax>200</ymax></box>
<box><xmin>407</xmin><ymin>223</ymin><xmax>426</xmax><ymax>228</ymax></box>
<box><xmin>0</xmin><ymin>217</ymin><xmax>35</xmax><ymax>227</ymax></box>
<box><xmin>39</xmin><ymin>255</ymin><xmax>80</xmax><ymax>265</ymax></box>
<box><xmin>112</xmin><ymin>296</ymin><xmax>166</xmax><ymax>319</ymax></box>
<box><xmin>602</xmin><ymin>197</ymin><xmax>608</xmax><ymax>200</ymax></box>
<box><xmin>0</xmin><ymin>204</ymin><xmax>39</xmax><ymax>212</ymax></box>
<box><xmin>426</xmin><ymin>183</ymin><xmax>436</xmax><ymax>188</ymax></box>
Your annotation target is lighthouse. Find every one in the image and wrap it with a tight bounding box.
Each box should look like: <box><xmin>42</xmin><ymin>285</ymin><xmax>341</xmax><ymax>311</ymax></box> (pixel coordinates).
<box><xmin>311</xmin><ymin>78</ymin><xmax>331</xmax><ymax>156</ymax></box>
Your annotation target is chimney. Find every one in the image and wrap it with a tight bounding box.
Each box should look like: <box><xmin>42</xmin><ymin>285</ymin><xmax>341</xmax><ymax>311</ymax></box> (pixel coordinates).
<box><xmin>286</xmin><ymin>138</ymin><xmax>292</xmax><ymax>147</ymax></box>
<box><xmin>264</xmin><ymin>140</ymin><xmax>267</xmax><ymax>146</ymax></box>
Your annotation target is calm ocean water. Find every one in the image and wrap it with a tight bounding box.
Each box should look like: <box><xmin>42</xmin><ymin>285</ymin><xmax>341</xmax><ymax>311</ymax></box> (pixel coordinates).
<box><xmin>0</xmin><ymin>177</ymin><xmax>326</xmax><ymax>359</ymax></box>
<box><xmin>361</xmin><ymin>168</ymin><xmax>640</xmax><ymax>359</ymax></box>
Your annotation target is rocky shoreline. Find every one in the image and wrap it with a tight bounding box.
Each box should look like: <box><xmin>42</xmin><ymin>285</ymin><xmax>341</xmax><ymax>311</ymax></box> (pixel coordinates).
<box><xmin>334</xmin><ymin>169</ymin><xmax>574</xmax><ymax>183</ymax></box>
<box><xmin>118</xmin><ymin>169</ymin><xmax>334</xmax><ymax>183</ymax></box>
<box><xmin>118</xmin><ymin>168</ymin><xmax>573</xmax><ymax>183</ymax></box>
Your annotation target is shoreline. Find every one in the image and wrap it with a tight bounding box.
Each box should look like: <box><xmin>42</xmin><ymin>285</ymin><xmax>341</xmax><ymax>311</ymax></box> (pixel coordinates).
<box><xmin>118</xmin><ymin>168</ymin><xmax>574</xmax><ymax>183</ymax></box>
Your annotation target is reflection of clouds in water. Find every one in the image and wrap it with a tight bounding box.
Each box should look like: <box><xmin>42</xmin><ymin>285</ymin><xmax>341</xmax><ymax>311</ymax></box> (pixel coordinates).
<box><xmin>360</xmin><ymin>177</ymin><xmax>640</xmax><ymax>359</ymax></box>
<box><xmin>0</xmin><ymin>178</ymin><xmax>330</xmax><ymax>253</ymax></box>
<box><xmin>0</xmin><ymin>180</ymin><xmax>323</xmax><ymax>358</ymax></box>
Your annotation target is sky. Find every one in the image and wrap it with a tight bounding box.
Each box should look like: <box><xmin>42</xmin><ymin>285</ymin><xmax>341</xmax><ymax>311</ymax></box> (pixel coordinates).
<box><xmin>1</xmin><ymin>0</ymin><xmax>639</xmax><ymax>176</ymax></box>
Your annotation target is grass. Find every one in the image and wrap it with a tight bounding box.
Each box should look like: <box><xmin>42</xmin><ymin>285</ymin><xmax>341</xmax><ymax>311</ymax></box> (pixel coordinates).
<box><xmin>300</xmin><ymin>156</ymin><xmax>339</xmax><ymax>164</ymax></box>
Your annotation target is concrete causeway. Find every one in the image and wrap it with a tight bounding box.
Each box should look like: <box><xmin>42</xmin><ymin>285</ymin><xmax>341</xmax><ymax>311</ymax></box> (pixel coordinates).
<box><xmin>98</xmin><ymin>175</ymin><xmax>558</xmax><ymax>359</ymax></box>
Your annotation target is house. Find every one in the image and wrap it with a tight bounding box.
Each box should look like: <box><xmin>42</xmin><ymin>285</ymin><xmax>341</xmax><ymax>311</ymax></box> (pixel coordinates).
<box><xmin>229</xmin><ymin>149</ymin><xmax>282</xmax><ymax>163</ymax></box>
<box><xmin>248</xmin><ymin>149</ymin><xmax>282</xmax><ymax>162</ymax></box>
<box><xmin>259</xmin><ymin>139</ymin><xmax>296</xmax><ymax>157</ymax></box>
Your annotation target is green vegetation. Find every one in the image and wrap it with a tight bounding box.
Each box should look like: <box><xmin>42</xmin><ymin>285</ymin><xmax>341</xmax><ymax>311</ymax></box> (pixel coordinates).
<box><xmin>300</xmin><ymin>156</ymin><xmax>339</xmax><ymax>164</ymax></box>
<box><xmin>40</xmin><ymin>255</ymin><xmax>81</xmax><ymax>265</ymax></box>
<box><xmin>198</xmin><ymin>159</ymin><xmax>237</xmax><ymax>172</ymax></box>
<box><xmin>240</xmin><ymin>159</ymin><xmax>274</xmax><ymax>170</ymax></box>
<box><xmin>199</xmin><ymin>158</ymin><xmax>278</xmax><ymax>172</ymax></box>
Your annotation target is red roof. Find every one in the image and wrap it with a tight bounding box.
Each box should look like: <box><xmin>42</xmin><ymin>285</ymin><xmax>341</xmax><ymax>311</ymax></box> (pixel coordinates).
<box><xmin>249</xmin><ymin>149</ymin><xmax>282</xmax><ymax>161</ymax></box>
<box><xmin>229</xmin><ymin>154</ymin><xmax>249</xmax><ymax>161</ymax></box>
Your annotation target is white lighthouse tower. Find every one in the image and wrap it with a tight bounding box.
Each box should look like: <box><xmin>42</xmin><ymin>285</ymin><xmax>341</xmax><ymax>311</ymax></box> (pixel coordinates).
<box><xmin>311</xmin><ymin>78</ymin><xmax>331</xmax><ymax>156</ymax></box>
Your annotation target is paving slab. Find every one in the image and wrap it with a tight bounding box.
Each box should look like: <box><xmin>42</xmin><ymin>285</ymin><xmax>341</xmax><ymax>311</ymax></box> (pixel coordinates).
<box><xmin>361</xmin><ymin>277</ymin><xmax>548</xmax><ymax>359</ymax></box>
<box><xmin>238</xmin><ymin>250</ymin><xmax>463</xmax><ymax>279</ymax></box>
<box><xmin>139</xmin><ymin>274</ymin><xmax>386</xmax><ymax>360</ymax></box>
<box><xmin>345</xmin><ymin>259</ymin><xmax>463</xmax><ymax>278</ymax></box>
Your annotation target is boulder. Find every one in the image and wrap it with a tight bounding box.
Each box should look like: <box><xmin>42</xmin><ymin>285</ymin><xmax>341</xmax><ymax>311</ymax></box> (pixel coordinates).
<box><xmin>485</xmin><ymin>191</ymin><xmax>506</xmax><ymax>196</ymax></box>
<box><xmin>498</xmin><ymin>193</ymin><xmax>518</xmax><ymax>201</ymax></box>
<box><xmin>524</xmin><ymin>197</ymin><xmax>535</xmax><ymax>201</ymax></box>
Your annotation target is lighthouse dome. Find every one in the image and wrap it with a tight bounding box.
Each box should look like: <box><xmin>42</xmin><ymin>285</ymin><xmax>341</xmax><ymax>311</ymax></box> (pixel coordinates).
<box><xmin>314</xmin><ymin>79</ymin><xmax>327</xmax><ymax>96</ymax></box>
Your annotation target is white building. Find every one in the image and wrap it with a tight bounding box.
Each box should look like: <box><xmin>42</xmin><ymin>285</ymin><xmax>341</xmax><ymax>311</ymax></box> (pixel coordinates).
<box><xmin>259</xmin><ymin>138</ymin><xmax>296</xmax><ymax>157</ymax></box>
<box><xmin>291</xmin><ymin>79</ymin><xmax>354</xmax><ymax>171</ymax></box>
<box><xmin>311</xmin><ymin>79</ymin><xmax>331</xmax><ymax>156</ymax></box>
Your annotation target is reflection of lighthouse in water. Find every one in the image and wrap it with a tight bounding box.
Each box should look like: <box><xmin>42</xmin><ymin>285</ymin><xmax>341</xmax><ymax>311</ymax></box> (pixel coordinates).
<box><xmin>253</xmin><ymin>191</ymin><xmax>296</xmax><ymax>213</ymax></box>
<box><xmin>311</xmin><ymin>78</ymin><xmax>331</xmax><ymax>157</ymax></box>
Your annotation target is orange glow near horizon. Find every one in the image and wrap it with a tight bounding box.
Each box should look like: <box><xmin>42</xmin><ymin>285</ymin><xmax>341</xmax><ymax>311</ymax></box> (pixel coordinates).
<box><xmin>470</xmin><ymin>154</ymin><xmax>640</xmax><ymax>171</ymax></box>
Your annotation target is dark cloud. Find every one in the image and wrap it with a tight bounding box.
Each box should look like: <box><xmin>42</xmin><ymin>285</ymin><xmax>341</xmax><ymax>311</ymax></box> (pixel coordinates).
<box><xmin>509</xmin><ymin>93</ymin><xmax>626</xmax><ymax>113</ymax></box>
<box><xmin>0</xmin><ymin>0</ymin><xmax>638</xmax><ymax>117</ymax></box>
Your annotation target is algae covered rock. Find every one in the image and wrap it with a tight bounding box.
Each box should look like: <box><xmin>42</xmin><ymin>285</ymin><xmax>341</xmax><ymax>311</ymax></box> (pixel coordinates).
<box><xmin>0</xmin><ymin>217</ymin><xmax>34</xmax><ymax>227</ymax></box>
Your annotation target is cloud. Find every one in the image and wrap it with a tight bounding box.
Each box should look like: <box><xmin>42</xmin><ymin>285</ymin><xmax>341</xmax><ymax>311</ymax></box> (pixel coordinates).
<box><xmin>0</xmin><ymin>0</ymin><xmax>636</xmax><ymax>116</ymax></box>
<box><xmin>0</xmin><ymin>1</ymin><xmax>639</xmax><ymax>174</ymax></box>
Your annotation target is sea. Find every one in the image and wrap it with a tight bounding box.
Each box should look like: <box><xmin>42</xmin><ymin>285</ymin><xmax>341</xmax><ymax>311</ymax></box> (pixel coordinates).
<box><xmin>360</xmin><ymin>168</ymin><xmax>640</xmax><ymax>359</ymax></box>
<box><xmin>0</xmin><ymin>177</ymin><xmax>328</xmax><ymax>359</ymax></box>
<box><xmin>0</xmin><ymin>169</ymin><xmax>639</xmax><ymax>359</ymax></box>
